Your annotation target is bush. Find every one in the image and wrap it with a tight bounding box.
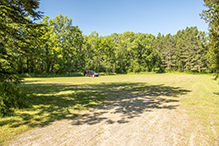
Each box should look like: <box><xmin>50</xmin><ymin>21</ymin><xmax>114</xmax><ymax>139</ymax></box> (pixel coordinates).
<box><xmin>18</xmin><ymin>72</ymin><xmax>84</xmax><ymax>78</ymax></box>
<box><xmin>99</xmin><ymin>72</ymin><xmax>117</xmax><ymax>76</ymax></box>
<box><xmin>0</xmin><ymin>82</ymin><xmax>28</xmax><ymax>117</ymax></box>
<box><xmin>17</xmin><ymin>73</ymin><xmax>32</xmax><ymax>78</ymax></box>
<box><xmin>66</xmin><ymin>72</ymin><xmax>83</xmax><ymax>76</ymax></box>
<box><xmin>127</xmin><ymin>71</ymin><xmax>156</xmax><ymax>75</ymax></box>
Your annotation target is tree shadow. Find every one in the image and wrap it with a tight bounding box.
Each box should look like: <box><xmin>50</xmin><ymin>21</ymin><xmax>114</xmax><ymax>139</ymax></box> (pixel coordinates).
<box><xmin>0</xmin><ymin>82</ymin><xmax>190</xmax><ymax>128</ymax></box>
<box><xmin>213</xmin><ymin>92</ymin><xmax>219</xmax><ymax>95</ymax></box>
<box><xmin>71</xmin><ymin>83</ymin><xmax>190</xmax><ymax>125</ymax></box>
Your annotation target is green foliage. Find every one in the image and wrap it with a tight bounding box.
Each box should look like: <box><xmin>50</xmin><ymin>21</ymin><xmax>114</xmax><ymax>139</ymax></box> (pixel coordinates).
<box><xmin>17</xmin><ymin>25</ymin><xmax>210</xmax><ymax>75</ymax></box>
<box><xmin>13</xmin><ymin>9</ymin><xmax>210</xmax><ymax>76</ymax></box>
<box><xmin>24</xmin><ymin>14</ymin><xmax>86</xmax><ymax>74</ymax></box>
<box><xmin>99</xmin><ymin>72</ymin><xmax>116</xmax><ymax>76</ymax></box>
<box><xmin>156</xmin><ymin>27</ymin><xmax>209</xmax><ymax>73</ymax></box>
<box><xmin>0</xmin><ymin>82</ymin><xmax>28</xmax><ymax>117</ymax></box>
<box><xmin>0</xmin><ymin>0</ymin><xmax>44</xmax><ymax>116</ymax></box>
<box><xmin>127</xmin><ymin>71</ymin><xmax>157</xmax><ymax>75</ymax></box>
<box><xmin>201</xmin><ymin>0</ymin><xmax>219</xmax><ymax>78</ymax></box>
<box><xmin>18</xmin><ymin>72</ymin><xmax>84</xmax><ymax>78</ymax></box>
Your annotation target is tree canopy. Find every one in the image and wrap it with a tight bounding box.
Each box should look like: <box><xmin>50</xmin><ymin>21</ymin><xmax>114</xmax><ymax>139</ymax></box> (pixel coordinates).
<box><xmin>20</xmin><ymin>16</ymin><xmax>209</xmax><ymax>75</ymax></box>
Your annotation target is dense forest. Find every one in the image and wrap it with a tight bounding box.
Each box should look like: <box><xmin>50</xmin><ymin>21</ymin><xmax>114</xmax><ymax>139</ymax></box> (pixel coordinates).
<box><xmin>15</xmin><ymin>14</ymin><xmax>211</xmax><ymax>74</ymax></box>
<box><xmin>1</xmin><ymin>0</ymin><xmax>219</xmax><ymax>116</ymax></box>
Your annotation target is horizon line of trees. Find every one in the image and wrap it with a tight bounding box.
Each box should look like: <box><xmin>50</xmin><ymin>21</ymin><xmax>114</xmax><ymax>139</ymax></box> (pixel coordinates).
<box><xmin>15</xmin><ymin>14</ymin><xmax>212</xmax><ymax>75</ymax></box>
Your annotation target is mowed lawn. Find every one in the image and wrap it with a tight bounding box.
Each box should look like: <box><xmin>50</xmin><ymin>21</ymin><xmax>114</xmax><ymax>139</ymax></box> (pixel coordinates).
<box><xmin>1</xmin><ymin>74</ymin><xmax>219</xmax><ymax>145</ymax></box>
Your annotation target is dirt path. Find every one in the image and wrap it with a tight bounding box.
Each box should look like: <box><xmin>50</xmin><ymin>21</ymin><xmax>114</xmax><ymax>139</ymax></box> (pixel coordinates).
<box><xmin>9</xmin><ymin>94</ymin><xmax>208</xmax><ymax>146</ymax></box>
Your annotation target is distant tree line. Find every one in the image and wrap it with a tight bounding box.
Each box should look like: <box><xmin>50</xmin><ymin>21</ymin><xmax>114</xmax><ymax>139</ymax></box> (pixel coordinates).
<box><xmin>14</xmin><ymin>14</ymin><xmax>211</xmax><ymax>75</ymax></box>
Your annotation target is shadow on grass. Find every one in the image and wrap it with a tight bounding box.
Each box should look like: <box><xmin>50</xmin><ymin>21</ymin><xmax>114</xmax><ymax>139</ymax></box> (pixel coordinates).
<box><xmin>213</xmin><ymin>92</ymin><xmax>219</xmax><ymax>95</ymax></box>
<box><xmin>1</xmin><ymin>82</ymin><xmax>190</xmax><ymax>128</ymax></box>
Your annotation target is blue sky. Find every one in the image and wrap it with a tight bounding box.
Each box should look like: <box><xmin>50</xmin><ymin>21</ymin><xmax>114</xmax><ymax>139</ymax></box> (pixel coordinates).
<box><xmin>38</xmin><ymin>0</ymin><xmax>208</xmax><ymax>36</ymax></box>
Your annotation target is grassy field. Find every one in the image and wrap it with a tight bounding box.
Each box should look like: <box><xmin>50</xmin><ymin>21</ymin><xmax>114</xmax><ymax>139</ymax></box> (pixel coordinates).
<box><xmin>1</xmin><ymin>74</ymin><xmax>219</xmax><ymax>145</ymax></box>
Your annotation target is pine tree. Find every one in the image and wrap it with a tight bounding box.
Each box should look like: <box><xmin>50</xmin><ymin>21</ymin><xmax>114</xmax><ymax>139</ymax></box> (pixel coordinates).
<box><xmin>201</xmin><ymin>0</ymin><xmax>219</xmax><ymax>77</ymax></box>
<box><xmin>0</xmin><ymin>0</ymin><xmax>44</xmax><ymax>116</ymax></box>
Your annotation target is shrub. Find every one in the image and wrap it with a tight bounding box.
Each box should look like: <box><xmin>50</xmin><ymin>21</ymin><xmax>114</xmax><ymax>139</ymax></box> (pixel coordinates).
<box><xmin>18</xmin><ymin>72</ymin><xmax>84</xmax><ymax>78</ymax></box>
<box><xmin>99</xmin><ymin>72</ymin><xmax>116</xmax><ymax>76</ymax></box>
<box><xmin>66</xmin><ymin>72</ymin><xmax>83</xmax><ymax>76</ymax></box>
<box><xmin>17</xmin><ymin>73</ymin><xmax>32</xmax><ymax>78</ymax></box>
<box><xmin>0</xmin><ymin>82</ymin><xmax>28</xmax><ymax>117</ymax></box>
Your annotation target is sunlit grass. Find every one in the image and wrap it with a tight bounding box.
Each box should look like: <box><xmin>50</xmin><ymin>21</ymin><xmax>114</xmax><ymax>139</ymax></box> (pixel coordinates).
<box><xmin>1</xmin><ymin>74</ymin><xmax>219</xmax><ymax>145</ymax></box>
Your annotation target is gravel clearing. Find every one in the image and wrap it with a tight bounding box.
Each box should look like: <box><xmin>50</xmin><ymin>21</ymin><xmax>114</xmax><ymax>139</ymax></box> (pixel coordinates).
<box><xmin>9</xmin><ymin>94</ymin><xmax>208</xmax><ymax>146</ymax></box>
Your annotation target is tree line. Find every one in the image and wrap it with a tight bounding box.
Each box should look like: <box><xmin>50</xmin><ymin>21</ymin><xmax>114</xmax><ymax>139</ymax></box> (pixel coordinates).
<box><xmin>14</xmin><ymin>14</ymin><xmax>211</xmax><ymax>75</ymax></box>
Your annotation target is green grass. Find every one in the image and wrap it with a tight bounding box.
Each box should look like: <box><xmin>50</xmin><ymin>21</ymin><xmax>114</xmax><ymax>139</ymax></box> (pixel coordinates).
<box><xmin>1</xmin><ymin>74</ymin><xmax>219</xmax><ymax>145</ymax></box>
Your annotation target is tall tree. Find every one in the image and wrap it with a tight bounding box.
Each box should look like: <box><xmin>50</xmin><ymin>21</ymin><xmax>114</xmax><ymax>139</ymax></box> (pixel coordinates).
<box><xmin>201</xmin><ymin>0</ymin><xmax>219</xmax><ymax>76</ymax></box>
<box><xmin>38</xmin><ymin>14</ymin><xmax>84</xmax><ymax>74</ymax></box>
<box><xmin>99</xmin><ymin>36</ymin><xmax>115</xmax><ymax>72</ymax></box>
<box><xmin>0</xmin><ymin>0</ymin><xmax>44</xmax><ymax>116</ymax></box>
<box><xmin>161</xmin><ymin>34</ymin><xmax>175</xmax><ymax>71</ymax></box>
